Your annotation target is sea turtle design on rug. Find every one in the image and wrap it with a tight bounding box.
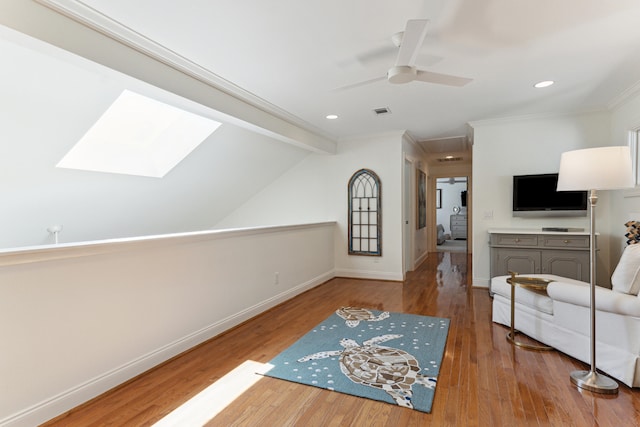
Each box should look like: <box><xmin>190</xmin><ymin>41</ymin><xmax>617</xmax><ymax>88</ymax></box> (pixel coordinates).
<box><xmin>298</xmin><ymin>334</ymin><xmax>436</xmax><ymax>409</ymax></box>
<box><xmin>336</xmin><ymin>306</ymin><xmax>390</xmax><ymax>328</ymax></box>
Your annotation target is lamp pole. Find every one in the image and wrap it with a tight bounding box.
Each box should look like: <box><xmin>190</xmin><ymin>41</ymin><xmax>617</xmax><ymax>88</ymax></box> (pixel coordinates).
<box><xmin>568</xmin><ymin>189</ymin><xmax>618</xmax><ymax>394</ymax></box>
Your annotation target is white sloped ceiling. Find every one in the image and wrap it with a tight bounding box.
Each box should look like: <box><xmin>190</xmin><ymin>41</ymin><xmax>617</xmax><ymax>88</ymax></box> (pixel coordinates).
<box><xmin>0</xmin><ymin>26</ymin><xmax>312</xmax><ymax>249</ymax></box>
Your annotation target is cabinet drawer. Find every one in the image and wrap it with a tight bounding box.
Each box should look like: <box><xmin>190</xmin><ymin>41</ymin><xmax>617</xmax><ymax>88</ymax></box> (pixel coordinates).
<box><xmin>541</xmin><ymin>235</ymin><xmax>589</xmax><ymax>249</ymax></box>
<box><xmin>451</xmin><ymin>219</ymin><xmax>466</xmax><ymax>226</ymax></box>
<box><xmin>492</xmin><ymin>248</ymin><xmax>541</xmax><ymax>276</ymax></box>
<box><xmin>491</xmin><ymin>234</ymin><xmax>538</xmax><ymax>247</ymax></box>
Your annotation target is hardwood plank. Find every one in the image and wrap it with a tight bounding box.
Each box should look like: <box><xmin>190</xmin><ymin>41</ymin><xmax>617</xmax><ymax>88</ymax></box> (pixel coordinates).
<box><xmin>42</xmin><ymin>252</ymin><xmax>640</xmax><ymax>426</ymax></box>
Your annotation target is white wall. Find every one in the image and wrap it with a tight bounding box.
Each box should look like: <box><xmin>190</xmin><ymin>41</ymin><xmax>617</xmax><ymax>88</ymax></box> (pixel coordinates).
<box><xmin>471</xmin><ymin>111</ymin><xmax>613</xmax><ymax>287</ymax></box>
<box><xmin>610</xmin><ymin>90</ymin><xmax>640</xmax><ymax>262</ymax></box>
<box><xmin>0</xmin><ymin>5</ymin><xmax>332</xmax><ymax>250</ymax></box>
<box><xmin>1</xmin><ymin>117</ymin><xmax>312</xmax><ymax>248</ymax></box>
<box><xmin>0</xmin><ymin>223</ymin><xmax>335</xmax><ymax>427</ymax></box>
<box><xmin>214</xmin><ymin>153</ymin><xmax>332</xmax><ymax>229</ymax></box>
<box><xmin>217</xmin><ymin>131</ymin><xmax>407</xmax><ymax>280</ymax></box>
<box><xmin>331</xmin><ymin>133</ymin><xmax>403</xmax><ymax>280</ymax></box>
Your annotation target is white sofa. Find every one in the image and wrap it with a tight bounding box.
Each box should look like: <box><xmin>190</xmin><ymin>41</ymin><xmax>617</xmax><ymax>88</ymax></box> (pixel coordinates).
<box><xmin>491</xmin><ymin>243</ymin><xmax>640</xmax><ymax>388</ymax></box>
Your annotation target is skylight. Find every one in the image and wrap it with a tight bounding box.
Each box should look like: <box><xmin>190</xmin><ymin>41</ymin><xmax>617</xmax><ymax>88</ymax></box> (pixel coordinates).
<box><xmin>57</xmin><ymin>90</ymin><xmax>222</xmax><ymax>178</ymax></box>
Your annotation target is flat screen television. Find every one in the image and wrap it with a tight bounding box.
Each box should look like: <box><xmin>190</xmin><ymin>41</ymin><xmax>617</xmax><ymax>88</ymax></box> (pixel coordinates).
<box><xmin>513</xmin><ymin>173</ymin><xmax>587</xmax><ymax>217</ymax></box>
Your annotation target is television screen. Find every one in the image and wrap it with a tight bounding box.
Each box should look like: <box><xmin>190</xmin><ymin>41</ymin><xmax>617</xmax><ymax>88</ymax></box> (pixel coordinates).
<box><xmin>513</xmin><ymin>173</ymin><xmax>587</xmax><ymax>217</ymax></box>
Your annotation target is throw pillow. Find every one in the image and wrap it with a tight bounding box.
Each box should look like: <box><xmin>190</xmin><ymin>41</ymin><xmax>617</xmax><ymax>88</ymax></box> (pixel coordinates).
<box><xmin>611</xmin><ymin>243</ymin><xmax>640</xmax><ymax>295</ymax></box>
<box><xmin>625</xmin><ymin>220</ymin><xmax>640</xmax><ymax>245</ymax></box>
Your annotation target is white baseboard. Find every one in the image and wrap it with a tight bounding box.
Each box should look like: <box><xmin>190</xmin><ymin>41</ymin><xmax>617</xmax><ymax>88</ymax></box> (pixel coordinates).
<box><xmin>414</xmin><ymin>251</ymin><xmax>429</xmax><ymax>269</ymax></box>
<box><xmin>334</xmin><ymin>268</ymin><xmax>403</xmax><ymax>281</ymax></box>
<box><xmin>472</xmin><ymin>278</ymin><xmax>490</xmax><ymax>288</ymax></box>
<box><xmin>0</xmin><ymin>270</ymin><xmax>335</xmax><ymax>427</ymax></box>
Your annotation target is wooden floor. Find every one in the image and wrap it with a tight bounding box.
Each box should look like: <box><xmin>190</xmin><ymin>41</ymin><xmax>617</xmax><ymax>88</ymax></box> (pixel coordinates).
<box><xmin>44</xmin><ymin>252</ymin><xmax>640</xmax><ymax>426</ymax></box>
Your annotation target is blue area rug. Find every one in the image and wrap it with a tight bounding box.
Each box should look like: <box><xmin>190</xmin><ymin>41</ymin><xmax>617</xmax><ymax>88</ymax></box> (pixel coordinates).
<box><xmin>264</xmin><ymin>307</ymin><xmax>450</xmax><ymax>413</ymax></box>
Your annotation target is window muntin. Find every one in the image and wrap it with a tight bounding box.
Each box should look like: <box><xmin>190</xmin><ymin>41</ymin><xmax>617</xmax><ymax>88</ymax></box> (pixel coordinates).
<box><xmin>348</xmin><ymin>169</ymin><xmax>381</xmax><ymax>256</ymax></box>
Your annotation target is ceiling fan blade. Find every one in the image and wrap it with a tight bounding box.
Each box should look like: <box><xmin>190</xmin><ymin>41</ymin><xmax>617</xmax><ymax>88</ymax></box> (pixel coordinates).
<box><xmin>332</xmin><ymin>75</ymin><xmax>386</xmax><ymax>92</ymax></box>
<box><xmin>355</xmin><ymin>45</ymin><xmax>397</xmax><ymax>65</ymax></box>
<box><xmin>395</xmin><ymin>19</ymin><xmax>429</xmax><ymax>66</ymax></box>
<box><xmin>414</xmin><ymin>69</ymin><xmax>473</xmax><ymax>87</ymax></box>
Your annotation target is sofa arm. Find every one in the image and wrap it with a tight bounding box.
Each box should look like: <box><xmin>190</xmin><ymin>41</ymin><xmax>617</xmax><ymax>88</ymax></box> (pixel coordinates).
<box><xmin>548</xmin><ymin>281</ymin><xmax>640</xmax><ymax>317</ymax></box>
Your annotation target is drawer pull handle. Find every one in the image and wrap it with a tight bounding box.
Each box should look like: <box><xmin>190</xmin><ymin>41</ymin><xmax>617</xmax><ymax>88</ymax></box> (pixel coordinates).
<box><xmin>514</xmin><ymin>238</ymin><xmax>520</xmax><ymax>243</ymax></box>
<box><xmin>563</xmin><ymin>240</ymin><xmax>569</xmax><ymax>244</ymax></box>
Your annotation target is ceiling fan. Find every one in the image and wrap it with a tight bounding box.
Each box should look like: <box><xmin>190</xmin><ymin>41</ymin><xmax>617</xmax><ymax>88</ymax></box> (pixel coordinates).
<box><xmin>344</xmin><ymin>19</ymin><xmax>473</xmax><ymax>88</ymax></box>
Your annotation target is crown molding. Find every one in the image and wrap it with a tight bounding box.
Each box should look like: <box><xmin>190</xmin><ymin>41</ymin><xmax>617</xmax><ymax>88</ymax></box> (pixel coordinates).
<box><xmin>468</xmin><ymin>108</ymin><xmax>607</xmax><ymax>128</ymax></box>
<box><xmin>35</xmin><ymin>0</ymin><xmax>334</xmax><ymax>142</ymax></box>
<box><xmin>608</xmin><ymin>80</ymin><xmax>640</xmax><ymax>111</ymax></box>
<box><xmin>401</xmin><ymin>131</ymin><xmax>431</xmax><ymax>160</ymax></box>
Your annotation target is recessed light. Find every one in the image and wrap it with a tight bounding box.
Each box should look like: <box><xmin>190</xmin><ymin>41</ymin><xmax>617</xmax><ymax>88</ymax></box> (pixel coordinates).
<box><xmin>326</xmin><ymin>114</ymin><xmax>339</xmax><ymax>120</ymax></box>
<box><xmin>534</xmin><ymin>80</ymin><xmax>554</xmax><ymax>88</ymax></box>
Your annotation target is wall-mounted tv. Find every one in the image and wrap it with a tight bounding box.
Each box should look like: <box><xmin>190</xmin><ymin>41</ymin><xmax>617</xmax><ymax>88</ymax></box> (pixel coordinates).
<box><xmin>513</xmin><ymin>173</ymin><xmax>587</xmax><ymax>217</ymax></box>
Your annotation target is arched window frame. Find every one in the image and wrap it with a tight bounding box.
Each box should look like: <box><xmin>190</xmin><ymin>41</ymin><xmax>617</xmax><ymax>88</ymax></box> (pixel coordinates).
<box><xmin>348</xmin><ymin>169</ymin><xmax>382</xmax><ymax>256</ymax></box>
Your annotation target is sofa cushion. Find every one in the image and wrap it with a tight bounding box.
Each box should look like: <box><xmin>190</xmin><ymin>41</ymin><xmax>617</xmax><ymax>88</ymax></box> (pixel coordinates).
<box><xmin>611</xmin><ymin>243</ymin><xmax>640</xmax><ymax>295</ymax></box>
<box><xmin>548</xmin><ymin>281</ymin><xmax>640</xmax><ymax>317</ymax></box>
<box><xmin>491</xmin><ymin>274</ymin><xmax>554</xmax><ymax>315</ymax></box>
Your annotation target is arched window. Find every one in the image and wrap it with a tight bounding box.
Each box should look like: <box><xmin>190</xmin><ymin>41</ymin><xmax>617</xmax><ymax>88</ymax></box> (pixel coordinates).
<box><xmin>348</xmin><ymin>169</ymin><xmax>381</xmax><ymax>256</ymax></box>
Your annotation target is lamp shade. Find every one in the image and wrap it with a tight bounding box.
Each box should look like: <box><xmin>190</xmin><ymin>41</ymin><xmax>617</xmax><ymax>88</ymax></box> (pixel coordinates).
<box><xmin>557</xmin><ymin>146</ymin><xmax>634</xmax><ymax>191</ymax></box>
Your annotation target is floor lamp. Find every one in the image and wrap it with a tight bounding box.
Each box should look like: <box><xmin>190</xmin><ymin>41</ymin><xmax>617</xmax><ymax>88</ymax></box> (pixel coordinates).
<box><xmin>557</xmin><ymin>146</ymin><xmax>634</xmax><ymax>394</ymax></box>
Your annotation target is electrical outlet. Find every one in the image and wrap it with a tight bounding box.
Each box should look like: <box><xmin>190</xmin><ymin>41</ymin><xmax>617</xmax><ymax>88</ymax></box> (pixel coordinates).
<box><xmin>274</xmin><ymin>272</ymin><xmax>279</xmax><ymax>285</ymax></box>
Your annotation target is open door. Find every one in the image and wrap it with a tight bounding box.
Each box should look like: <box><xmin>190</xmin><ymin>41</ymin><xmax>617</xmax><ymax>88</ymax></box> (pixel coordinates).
<box><xmin>435</xmin><ymin>176</ymin><xmax>469</xmax><ymax>253</ymax></box>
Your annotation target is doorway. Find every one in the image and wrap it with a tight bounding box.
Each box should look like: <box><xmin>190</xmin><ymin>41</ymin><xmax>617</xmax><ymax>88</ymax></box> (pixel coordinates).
<box><xmin>435</xmin><ymin>176</ymin><xmax>468</xmax><ymax>253</ymax></box>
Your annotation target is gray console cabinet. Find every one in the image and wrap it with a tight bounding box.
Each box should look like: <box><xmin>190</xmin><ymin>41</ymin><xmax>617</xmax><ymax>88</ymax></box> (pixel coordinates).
<box><xmin>489</xmin><ymin>229</ymin><xmax>590</xmax><ymax>292</ymax></box>
<box><xmin>450</xmin><ymin>214</ymin><xmax>467</xmax><ymax>240</ymax></box>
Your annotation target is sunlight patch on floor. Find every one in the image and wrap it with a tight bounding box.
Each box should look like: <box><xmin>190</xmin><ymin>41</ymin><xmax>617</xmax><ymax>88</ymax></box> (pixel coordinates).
<box><xmin>152</xmin><ymin>360</ymin><xmax>273</xmax><ymax>426</ymax></box>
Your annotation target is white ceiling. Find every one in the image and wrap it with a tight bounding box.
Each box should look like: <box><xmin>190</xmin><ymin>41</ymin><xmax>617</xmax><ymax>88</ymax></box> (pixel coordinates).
<box><xmin>2</xmin><ymin>0</ymin><xmax>640</xmax><ymax>247</ymax></box>
<box><xmin>69</xmin><ymin>0</ymin><xmax>640</xmax><ymax>154</ymax></box>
